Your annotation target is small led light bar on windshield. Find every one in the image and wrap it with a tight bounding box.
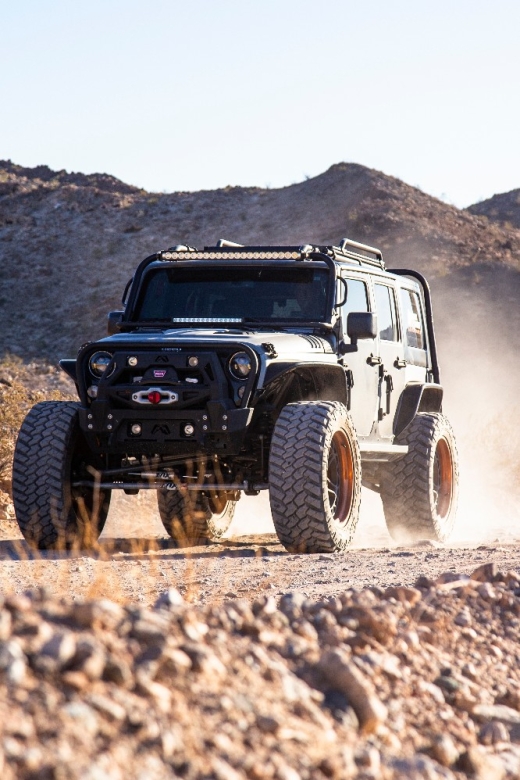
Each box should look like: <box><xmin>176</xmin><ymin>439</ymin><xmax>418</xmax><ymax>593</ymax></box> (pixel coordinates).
<box><xmin>172</xmin><ymin>318</ymin><xmax>243</xmax><ymax>322</ymax></box>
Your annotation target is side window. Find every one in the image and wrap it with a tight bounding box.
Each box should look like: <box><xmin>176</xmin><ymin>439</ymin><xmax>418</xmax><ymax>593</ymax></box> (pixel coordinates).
<box><xmin>400</xmin><ymin>288</ymin><xmax>425</xmax><ymax>349</ymax></box>
<box><xmin>344</xmin><ymin>278</ymin><xmax>369</xmax><ymax>315</ymax></box>
<box><xmin>341</xmin><ymin>278</ymin><xmax>369</xmax><ymax>340</ymax></box>
<box><xmin>374</xmin><ymin>284</ymin><xmax>399</xmax><ymax>342</ymax></box>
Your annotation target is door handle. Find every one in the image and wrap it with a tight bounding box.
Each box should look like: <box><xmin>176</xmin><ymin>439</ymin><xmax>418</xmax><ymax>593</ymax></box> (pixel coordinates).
<box><xmin>366</xmin><ymin>354</ymin><xmax>382</xmax><ymax>366</ymax></box>
<box><xmin>394</xmin><ymin>358</ymin><xmax>408</xmax><ymax>368</ymax></box>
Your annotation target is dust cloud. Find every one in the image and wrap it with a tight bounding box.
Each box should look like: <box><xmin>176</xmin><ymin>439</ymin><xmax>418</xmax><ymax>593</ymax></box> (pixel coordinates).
<box><xmin>434</xmin><ymin>287</ymin><xmax>520</xmax><ymax>544</ymax></box>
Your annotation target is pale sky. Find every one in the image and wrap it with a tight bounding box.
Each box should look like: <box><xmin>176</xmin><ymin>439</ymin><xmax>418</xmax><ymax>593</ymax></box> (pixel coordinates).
<box><xmin>1</xmin><ymin>0</ymin><xmax>519</xmax><ymax>207</ymax></box>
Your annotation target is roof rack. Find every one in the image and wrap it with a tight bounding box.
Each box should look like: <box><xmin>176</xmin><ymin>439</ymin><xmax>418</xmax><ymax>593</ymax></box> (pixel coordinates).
<box><xmin>336</xmin><ymin>237</ymin><xmax>385</xmax><ymax>270</ymax></box>
<box><xmin>215</xmin><ymin>239</ymin><xmax>244</xmax><ymax>248</ymax></box>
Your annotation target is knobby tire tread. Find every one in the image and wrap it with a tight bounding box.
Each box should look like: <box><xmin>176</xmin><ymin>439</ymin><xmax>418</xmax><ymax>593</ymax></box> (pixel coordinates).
<box><xmin>12</xmin><ymin>401</ymin><xmax>109</xmax><ymax>550</ymax></box>
<box><xmin>269</xmin><ymin>401</ymin><xmax>361</xmax><ymax>553</ymax></box>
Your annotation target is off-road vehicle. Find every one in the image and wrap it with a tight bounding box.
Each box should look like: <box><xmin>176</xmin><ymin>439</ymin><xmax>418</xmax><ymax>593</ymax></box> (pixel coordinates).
<box><xmin>12</xmin><ymin>238</ymin><xmax>459</xmax><ymax>552</ymax></box>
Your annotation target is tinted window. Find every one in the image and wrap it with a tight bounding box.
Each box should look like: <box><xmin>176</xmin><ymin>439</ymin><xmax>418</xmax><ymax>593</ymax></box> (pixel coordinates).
<box><xmin>400</xmin><ymin>288</ymin><xmax>425</xmax><ymax>349</ymax></box>
<box><xmin>374</xmin><ymin>284</ymin><xmax>398</xmax><ymax>342</ymax></box>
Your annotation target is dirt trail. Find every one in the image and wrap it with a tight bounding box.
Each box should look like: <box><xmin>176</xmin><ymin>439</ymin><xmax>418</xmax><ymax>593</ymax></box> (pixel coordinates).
<box><xmin>2</xmin><ymin>487</ymin><xmax>520</xmax><ymax>608</ymax></box>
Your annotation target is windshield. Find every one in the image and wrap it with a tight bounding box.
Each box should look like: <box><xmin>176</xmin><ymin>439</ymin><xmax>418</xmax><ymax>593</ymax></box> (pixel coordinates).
<box><xmin>133</xmin><ymin>265</ymin><xmax>330</xmax><ymax>323</ymax></box>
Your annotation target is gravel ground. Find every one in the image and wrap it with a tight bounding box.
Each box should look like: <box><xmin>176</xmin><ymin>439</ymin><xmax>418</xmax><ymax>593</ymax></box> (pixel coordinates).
<box><xmin>1</xmin><ymin>481</ymin><xmax>520</xmax><ymax>606</ymax></box>
<box><xmin>0</xmin><ymin>484</ymin><xmax>519</xmax><ymax>607</ymax></box>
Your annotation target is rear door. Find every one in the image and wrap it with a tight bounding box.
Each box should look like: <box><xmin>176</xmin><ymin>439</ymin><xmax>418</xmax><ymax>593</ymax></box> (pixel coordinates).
<box><xmin>373</xmin><ymin>282</ymin><xmax>407</xmax><ymax>438</ymax></box>
<box><xmin>340</xmin><ymin>275</ymin><xmax>379</xmax><ymax>436</ymax></box>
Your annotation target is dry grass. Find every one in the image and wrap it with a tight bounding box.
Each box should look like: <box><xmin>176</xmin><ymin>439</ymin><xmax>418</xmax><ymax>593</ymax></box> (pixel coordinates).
<box><xmin>0</xmin><ymin>353</ymin><xmax>73</xmax><ymax>491</ymax></box>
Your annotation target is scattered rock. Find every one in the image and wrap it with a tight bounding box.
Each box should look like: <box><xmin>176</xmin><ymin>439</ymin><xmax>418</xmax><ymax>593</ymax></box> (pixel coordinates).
<box><xmin>472</xmin><ymin>704</ymin><xmax>520</xmax><ymax>725</ymax></box>
<box><xmin>430</xmin><ymin>734</ymin><xmax>459</xmax><ymax>767</ymax></box>
<box><xmin>471</xmin><ymin>562</ymin><xmax>498</xmax><ymax>583</ymax></box>
<box><xmin>317</xmin><ymin>649</ymin><xmax>387</xmax><ymax>734</ymax></box>
<box><xmin>458</xmin><ymin>745</ymin><xmax>506</xmax><ymax>779</ymax></box>
<box><xmin>479</xmin><ymin>720</ymin><xmax>510</xmax><ymax>745</ymax></box>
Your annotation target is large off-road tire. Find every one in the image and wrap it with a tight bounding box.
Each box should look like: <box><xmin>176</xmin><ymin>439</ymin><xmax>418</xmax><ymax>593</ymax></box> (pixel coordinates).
<box><xmin>269</xmin><ymin>401</ymin><xmax>362</xmax><ymax>553</ymax></box>
<box><xmin>157</xmin><ymin>488</ymin><xmax>237</xmax><ymax>546</ymax></box>
<box><xmin>12</xmin><ymin>401</ymin><xmax>111</xmax><ymax>550</ymax></box>
<box><xmin>380</xmin><ymin>413</ymin><xmax>459</xmax><ymax>544</ymax></box>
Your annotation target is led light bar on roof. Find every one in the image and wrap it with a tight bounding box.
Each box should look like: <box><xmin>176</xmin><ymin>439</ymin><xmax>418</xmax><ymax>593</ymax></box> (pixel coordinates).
<box><xmin>159</xmin><ymin>250</ymin><xmax>301</xmax><ymax>261</ymax></box>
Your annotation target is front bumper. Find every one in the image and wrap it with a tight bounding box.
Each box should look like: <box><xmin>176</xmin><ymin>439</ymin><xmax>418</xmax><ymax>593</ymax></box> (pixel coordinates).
<box><xmin>79</xmin><ymin>403</ymin><xmax>253</xmax><ymax>455</ymax></box>
<box><xmin>76</xmin><ymin>342</ymin><xmax>260</xmax><ymax>455</ymax></box>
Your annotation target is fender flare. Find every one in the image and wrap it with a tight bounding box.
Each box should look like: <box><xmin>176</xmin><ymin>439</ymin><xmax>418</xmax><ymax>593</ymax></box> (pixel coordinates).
<box><xmin>393</xmin><ymin>382</ymin><xmax>443</xmax><ymax>437</ymax></box>
<box><xmin>262</xmin><ymin>362</ymin><xmax>349</xmax><ymax>409</ymax></box>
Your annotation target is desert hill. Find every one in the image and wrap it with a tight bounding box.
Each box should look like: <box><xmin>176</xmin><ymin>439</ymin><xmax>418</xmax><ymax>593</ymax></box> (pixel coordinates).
<box><xmin>467</xmin><ymin>188</ymin><xmax>520</xmax><ymax>230</ymax></box>
<box><xmin>0</xmin><ymin>159</ymin><xmax>519</xmax><ymax>363</ymax></box>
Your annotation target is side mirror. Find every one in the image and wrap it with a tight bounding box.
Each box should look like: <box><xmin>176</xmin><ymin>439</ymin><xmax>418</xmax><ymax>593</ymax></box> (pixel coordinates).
<box><xmin>347</xmin><ymin>312</ymin><xmax>378</xmax><ymax>341</ymax></box>
<box><xmin>339</xmin><ymin>312</ymin><xmax>378</xmax><ymax>354</ymax></box>
<box><xmin>107</xmin><ymin>311</ymin><xmax>124</xmax><ymax>336</ymax></box>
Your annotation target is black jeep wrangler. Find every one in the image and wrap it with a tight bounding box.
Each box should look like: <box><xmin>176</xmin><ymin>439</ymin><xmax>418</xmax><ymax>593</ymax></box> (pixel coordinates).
<box><xmin>13</xmin><ymin>238</ymin><xmax>458</xmax><ymax>552</ymax></box>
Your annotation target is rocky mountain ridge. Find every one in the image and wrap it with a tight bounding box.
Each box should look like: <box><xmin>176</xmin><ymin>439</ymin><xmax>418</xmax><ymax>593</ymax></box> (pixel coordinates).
<box><xmin>468</xmin><ymin>188</ymin><xmax>520</xmax><ymax>230</ymax></box>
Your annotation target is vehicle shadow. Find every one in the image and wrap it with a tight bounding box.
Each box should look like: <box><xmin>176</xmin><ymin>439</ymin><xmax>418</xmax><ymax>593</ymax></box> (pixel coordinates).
<box><xmin>0</xmin><ymin>534</ymin><xmax>286</xmax><ymax>561</ymax></box>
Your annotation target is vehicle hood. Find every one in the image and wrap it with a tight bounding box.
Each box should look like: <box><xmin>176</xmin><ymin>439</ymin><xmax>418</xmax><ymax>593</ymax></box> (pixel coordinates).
<box><xmin>99</xmin><ymin>328</ymin><xmax>335</xmax><ymax>358</ymax></box>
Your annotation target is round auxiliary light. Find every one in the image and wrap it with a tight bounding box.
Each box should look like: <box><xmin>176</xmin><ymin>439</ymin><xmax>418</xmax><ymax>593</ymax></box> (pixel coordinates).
<box><xmin>131</xmin><ymin>423</ymin><xmax>142</xmax><ymax>435</ymax></box>
<box><xmin>128</xmin><ymin>356</ymin><xmax>138</xmax><ymax>367</ymax></box>
<box><xmin>148</xmin><ymin>390</ymin><xmax>162</xmax><ymax>405</ymax></box>
<box><xmin>87</xmin><ymin>385</ymin><xmax>98</xmax><ymax>399</ymax></box>
<box><xmin>188</xmin><ymin>356</ymin><xmax>199</xmax><ymax>367</ymax></box>
<box><xmin>237</xmin><ymin>385</ymin><xmax>246</xmax><ymax>398</ymax></box>
<box><xmin>229</xmin><ymin>351</ymin><xmax>252</xmax><ymax>380</ymax></box>
<box><xmin>184</xmin><ymin>424</ymin><xmax>195</xmax><ymax>436</ymax></box>
<box><xmin>89</xmin><ymin>351</ymin><xmax>114</xmax><ymax>378</ymax></box>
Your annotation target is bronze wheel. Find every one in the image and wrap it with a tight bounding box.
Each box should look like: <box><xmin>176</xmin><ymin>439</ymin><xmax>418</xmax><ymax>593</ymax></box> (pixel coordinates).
<box><xmin>433</xmin><ymin>437</ymin><xmax>454</xmax><ymax>519</ymax></box>
<box><xmin>327</xmin><ymin>430</ymin><xmax>355</xmax><ymax>525</ymax></box>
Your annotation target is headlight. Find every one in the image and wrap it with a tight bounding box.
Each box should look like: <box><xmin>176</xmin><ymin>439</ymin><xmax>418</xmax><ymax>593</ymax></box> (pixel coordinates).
<box><xmin>228</xmin><ymin>351</ymin><xmax>252</xmax><ymax>380</ymax></box>
<box><xmin>89</xmin><ymin>351</ymin><xmax>114</xmax><ymax>378</ymax></box>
